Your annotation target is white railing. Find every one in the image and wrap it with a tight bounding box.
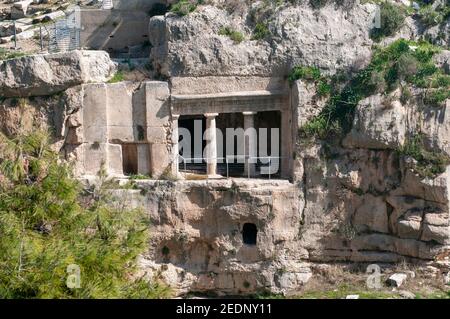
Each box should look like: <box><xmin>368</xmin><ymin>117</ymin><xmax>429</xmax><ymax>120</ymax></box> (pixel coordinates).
<box><xmin>102</xmin><ymin>0</ymin><xmax>114</xmax><ymax>10</ymax></box>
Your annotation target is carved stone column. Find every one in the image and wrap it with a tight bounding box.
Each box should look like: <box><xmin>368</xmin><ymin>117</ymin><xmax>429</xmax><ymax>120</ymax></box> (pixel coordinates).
<box><xmin>243</xmin><ymin>111</ymin><xmax>257</xmax><ymax>177</ymax></box>
<box><xmin>171</xmin><ymin>114</ymin><xmax>180</xmax><ymax>177</ymax></box>
<box><xmin>204</xmin><ymin>113</ymin><xmax>219</xmax><ymax>177</ymax></box>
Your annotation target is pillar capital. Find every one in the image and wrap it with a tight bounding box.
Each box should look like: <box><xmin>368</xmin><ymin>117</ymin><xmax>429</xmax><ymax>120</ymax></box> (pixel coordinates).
<box><xmin>171</xmin><ymin>114</ymin><xmax>180</xmax><ymax>120</ymax></box>
<box><xmin>242</xmin><ymin>111</ymin><xmax>257</xmax><ymax>116</ymax></box>
<box><xmin>204</xmin><ymin>113</ymin><xmax>219</xmax><ymax>118</ymax></box>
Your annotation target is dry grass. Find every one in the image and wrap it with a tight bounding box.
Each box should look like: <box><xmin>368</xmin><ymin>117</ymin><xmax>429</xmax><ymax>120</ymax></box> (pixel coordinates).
<box><xmin>290</xmin><ymin>262</ymin><xmax>450</xmax><ymax>299</ymax></box>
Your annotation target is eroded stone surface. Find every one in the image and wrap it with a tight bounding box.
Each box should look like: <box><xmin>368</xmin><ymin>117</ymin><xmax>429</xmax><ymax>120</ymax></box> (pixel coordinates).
<box><xmin>0</xmin><ymin>50</ymin><xmax>117</xmax><ymax>97</ymax></box>
<box><xmin>150</xmin><ymin>3</ymin><xmax>377</xmax><ymax>78</ymax></box>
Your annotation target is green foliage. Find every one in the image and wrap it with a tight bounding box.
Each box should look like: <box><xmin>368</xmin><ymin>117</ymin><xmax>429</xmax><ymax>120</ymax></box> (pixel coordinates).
<box><xmin>252</xmin><ymin>23</ymin><xmax>270</xmax><ymax>41</ymax></box>
<box><xmin>317</xmin><ymin>81</ymin><xmax>332</xmax><ymax>97</ymax></box>
<box><xmin>0</xmin><ymin>131</ymin><xmax>170</xmax><ymax>298</ymax></box>
<box><xmin>108</xmin><ymin>71</ymin><xmax>125</xmax><ymax>83</ymax></box>
<box><xmin>309</xmin><ymin>0</ymin><xmax>329</xmax><ymax>9</ymax></box>
<box><xmin>417</xmin><ymin>1</ymin><xmax>450</xmax><ymax>27</ymax></box>
<box><xmin>129</xmin><ymin>174</ymin><xmax>152</xmax><ymax>180</ymax></box>
<box><xmin>0</xmin><ymin>48</ymin><xmax>26</xmax><ymax>61</ymax></box>
<box><xmin>423</xmin><ymin>88</ymin><xmax>450</xmax><ymax>107</ymax></box>
<box><xmin>254</xmin><ymin>291</ymin><xmax>285</xmax><ymax>299</ymax></box>
<box><xmin>400</xmin><ymin>85</ymin><xmax>413</xmax><ymax>104</ymax></box>
<box><xmin>398</xmin><ymin>133</ymin><xmax>450</xmax><ymax>178</ymax></box>
<box><xmin>289</xmin><ymin>66</ymin><xmax>331</xmax><ymax>98</ymax></box>
<box><xmin>288</xmin><ymin>66</ymin><xmax>322</xmax><ymax>83</ymax></box>
<box><xmin>170</xmin><ymin>0</ymin><xmax>202</xmax><ymax>16</ymax></box>
<box><xmin>298</xmin><ymin>39</ymin><xmax>448</xmax><ymax>140</ymax></box>
<box><xmin>430</xmin><ymin>74</ymin><xmax>450</xmax><ymax>88</ymax></box>
<box><xmin>218</xmin><ymin>27</ymin><xmax>245</xmax><ymax>44</ymax></box>
<box><xmin>300</xmin><ymin>116</ymin><xmax>332</xmax><ymax>140</ymax></box>
<box><xmin>418</xmin><ymin>5</ymin><xmax>444</xmax><ymax>26</ymax></box>
<box><xmin>396</xmin><ymin>53</ymin><xmax>419</xmax><ymax>80</ymax></box>
<box><xmin>371</xmin><ymin>2</ymin><xmax>406</xmax><ymax>41</ymax></box>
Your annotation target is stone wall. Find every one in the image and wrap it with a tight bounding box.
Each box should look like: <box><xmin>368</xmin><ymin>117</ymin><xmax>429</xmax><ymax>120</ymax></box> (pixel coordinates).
<box><xmin>79</xmin><ymin>0</ymin><xmax>166</xmax><ymax>54</ymax></box>
<box><xmin>113</xmin><ymin>179</ymin><xmax>310</xmax><ymax>296</ymax></box>
<box><xmin>80</xmin><ymin>10</ymin><xmax>151</xmax><ymax>55</ymax></box>
<box><xmin>291</xmin><ymin>81</ymin><xmax>450</xmax><ymax>264</ymax></box>
<box><xmin>65</xmin><ymin>81</ymin><xmax>172</xmax><ymax>178</ymax></box>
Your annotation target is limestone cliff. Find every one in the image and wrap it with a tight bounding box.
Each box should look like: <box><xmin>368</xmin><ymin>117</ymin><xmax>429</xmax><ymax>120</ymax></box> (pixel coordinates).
<box><xmin>150</xmin><ymin>2</ymin><xmax>377</xmax><ymax>77</ymax></box>
<box><xmin>0</xmin><ymin>0</ymin><xmax>449</xmax><ymax>296</ymax></box>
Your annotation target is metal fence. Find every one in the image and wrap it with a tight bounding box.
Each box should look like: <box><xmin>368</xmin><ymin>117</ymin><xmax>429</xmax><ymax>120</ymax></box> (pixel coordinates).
<box><xmin>177</xmin><ymin>155</ymin><xmax>283</xmax><ymax>180</ymax></box>
<box><xmin>5</xmin><ymin>5</ymin><xmax>82</xmax><ymax>53</ymax></box>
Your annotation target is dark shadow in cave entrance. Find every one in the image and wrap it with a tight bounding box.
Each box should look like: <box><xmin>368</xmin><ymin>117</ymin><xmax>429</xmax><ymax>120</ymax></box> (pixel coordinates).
<box><xmin>242</xmin><ymin>223</ymin><xmax>258</xmax><ymax>245</ymax></box>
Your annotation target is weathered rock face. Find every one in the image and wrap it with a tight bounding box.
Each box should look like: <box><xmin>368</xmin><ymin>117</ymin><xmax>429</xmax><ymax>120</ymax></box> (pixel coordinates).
<box><xmin>343</xmin><ymin>93</ymin><xmax>407</xmax><ymax>150</ymax></box>
<box><xmin>0</xmin><ymin>50</ymin><xmax>117</xmax><ymax>97</ymax></box>
<box><xmin>0</xmin><ymin>0</ymin><xmax>449</xmax><ymax>297</ymax></box>
<box><xmin>344</xmin><ymin>86</ymin><xmax>450</xmax><ymax>156</ymax></box>
<box><xmin>149</xmin><ymin>3</ymin><xmax>377</xmax><ymax>77</ymax></box>
<box><xmin>62</xmin><ymin>81</ymin><xmax>172</xmax><ymax>178</ymax></box>
<box><xmin>292</xmin><ymin>79</ymin><xmax>450</xmax><ymax>264</ymax></box>
<box><xmin>114</xmin><ymin>179</ymin><xmax>311</xmax><ymax>296</ymax></box>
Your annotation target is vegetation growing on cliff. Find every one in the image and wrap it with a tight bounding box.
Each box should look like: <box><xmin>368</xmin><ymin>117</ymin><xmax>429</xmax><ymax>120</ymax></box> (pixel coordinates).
<box><xmin>170</xmin><ymin>0</ymin><xmax>203</xmax><ymax>16</ymax></box>
<box><xmin>218</xmin><ymin>27</ymin><xmax>245</xmax><ymax>44</ymax></box>
<box><xmin>252</xmin><ymin>22</ymin><xmax>271</xmax><ymax>41</ymax></box>
<box><xmin>288</xmin><ymin>66</ymin><xmax>331</xmax><ymax>97</ymax></box>
<box><xmin>0</xmin><ymin>48</ymin><xmax>26</xmax><ymax>61</ymax></box>
<box><xmin>370</xmin><ymin>2</ymin><xmax>407</xmax><ymax>41</ymax></box>
<box><xmin>417</xmin><ymin>0</ymin><xmax>450</xmax><ymax>27</ymax></box>
<box><xmin>297</xmin><ymin>39</ymin><xmax>449</xmax><ymax>140</ymax></box>
<box><xmin>397</xmin><ymin>133</ymin><xmax>450</xmax><ymax>178</ymax></box>
<box><xmin>0</xmin><ymin>130</ymin><xmax>170</xmax><ymax>298</ymax></box>
<box><xmin>108</xmin><ymin>71</ymin><xmax>125</xmax><ymax>83</ymax></box>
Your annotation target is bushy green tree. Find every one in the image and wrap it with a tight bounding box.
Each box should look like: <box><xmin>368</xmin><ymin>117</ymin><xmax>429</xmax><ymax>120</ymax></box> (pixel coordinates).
<box><xmin>0</xmin><ymin>130</ymin><xmax>170</xmax><ymax>299</ymax></box>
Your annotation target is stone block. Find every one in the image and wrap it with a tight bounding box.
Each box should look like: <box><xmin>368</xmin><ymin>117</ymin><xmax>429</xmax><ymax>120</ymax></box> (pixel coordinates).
<box><xmin>11</xmin><ymin>0</ymin><xmax>33</xmax><ymax>19</ymax></box>
<box><xmin>66</xmin><ymin>126</ymin><xmax>83</xmax><ymax>145</ymax></box>
<box><xmin>150</xmin><ymin>143</ymin><xmax>170</xmax><ymax>178</ymax></box>
<box><xmin>145</xmin><ymin>81</ymin><xmax>170</xmax><ymax>127</ymax></box>
<box><xmin>397</xmin><ymin>219</ymin><xmax>422</xmax><ymax>240</ymax></box>
<box><xmin>386</xmin><ymin>273</ymin><xmax>407</xmax><ymax>288</ymax></box>
<box><xmin>137</xmin><ymin>144</ymin><xmax>151</xmax><ymax>176</ymax></box>
<box><xmin>146</xmin><ymin>126</ymin><xmax>167</xmax><ymax>144</ymax></box>
<box><xmin>421</xmin><ymin>224</ymin><xmax>450</xmax><ymax>245</ymax></box>
<box><xmin>82</xmin><ymin>142</ymin><xmax>123</xmax><ymax>176</ymax></box>
<box><xmin>106</xmin><ymin>83</ymin><xmax>133</xmax><ymax>126</ymax></box>
<box><xmin>83</xmin><ymin>84</ymin><xmax>108</xmax><ymax>143</ymax></box>
<box><xmin>106</xmin><ymin>82</ymin><xmax>134</xmax><ymax>142</ymax></box>
<box><xmin>0</xmin><ymin>51</ymin><xmax>116</xmax><ymax>98</ymax></box>
<box><xmin>83</xmin><ymin>142</ymin><xmax>108</xmax><ymax>175</ymax></box>
<box><xmin>353</xmin><ymin>195</ymin><xmax>389</xmax><ymax>234</ymax></box>
<box><xmin>108</xmin><ymin>143</ymin><xmax>124</xmax><ymax>176</ymax></box>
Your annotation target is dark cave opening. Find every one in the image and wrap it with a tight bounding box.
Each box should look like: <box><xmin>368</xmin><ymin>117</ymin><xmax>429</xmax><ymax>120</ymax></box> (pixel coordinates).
<box><xmin>242</xmin><ymin>223</ymin><xmax>258</xmax><ymax>245</ymax></box>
